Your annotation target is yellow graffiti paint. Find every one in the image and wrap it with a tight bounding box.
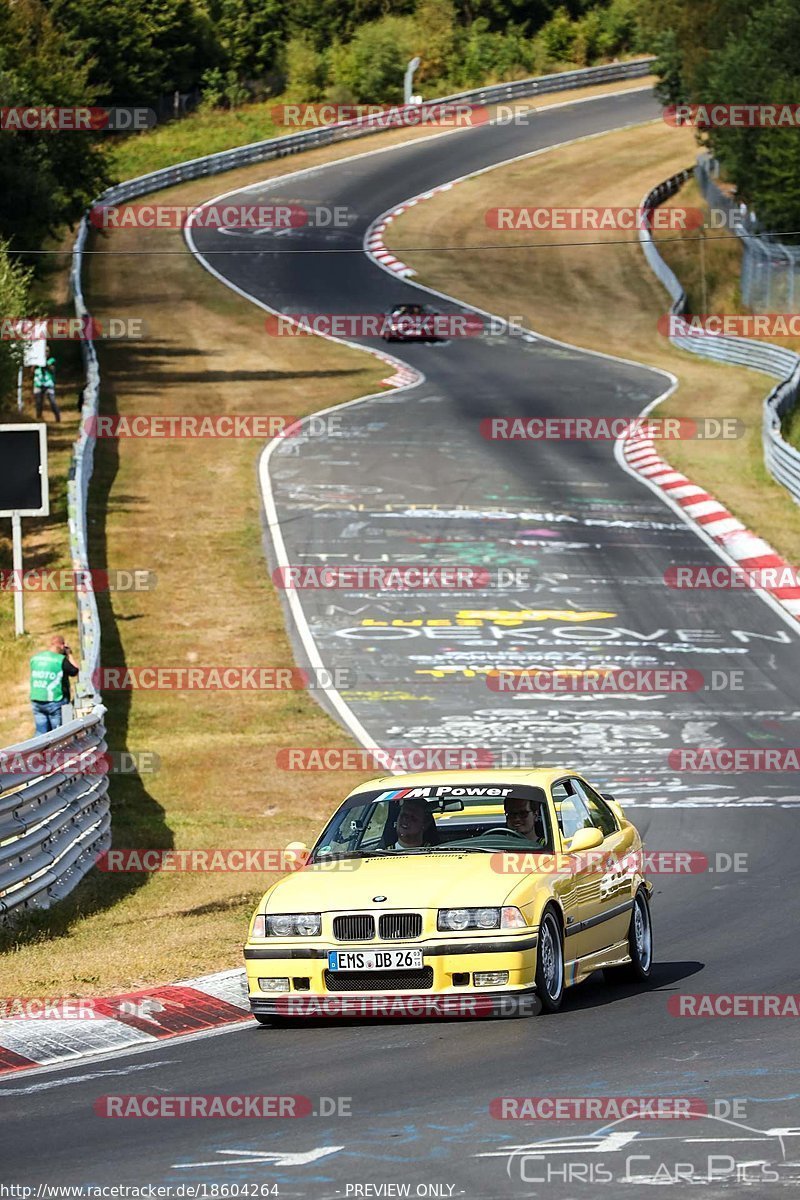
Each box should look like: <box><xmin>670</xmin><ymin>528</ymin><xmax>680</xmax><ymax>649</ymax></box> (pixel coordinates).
<box><xmin>361</xmin><ymin>609</ymin><xmax>617</xmax><ymax>629</ymax></box>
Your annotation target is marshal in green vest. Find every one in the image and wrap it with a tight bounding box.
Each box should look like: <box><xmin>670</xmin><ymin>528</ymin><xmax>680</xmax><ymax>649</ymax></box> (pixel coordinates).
<box><xmin>30</xmin><ymin>649</ymin><xmax>66</xmax><ymax>702</ymax></box>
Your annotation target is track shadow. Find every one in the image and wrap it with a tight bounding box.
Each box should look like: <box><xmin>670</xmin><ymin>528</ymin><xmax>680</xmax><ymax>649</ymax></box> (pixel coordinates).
<box><xmin>561</xmin><ymin>959</ymin><xmax>706</xmax><ymax>1012</ymax></box>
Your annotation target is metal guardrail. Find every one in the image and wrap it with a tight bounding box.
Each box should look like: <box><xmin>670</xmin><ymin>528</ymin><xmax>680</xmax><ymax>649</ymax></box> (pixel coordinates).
<box><xmin>696</xmin><ymin>154</ymin><xmax>800</xmax><ymax>313</ymax></box>
<box><xmin>0</xmin><ymin>710</ymin><xmax>109</xmax><ymax>916</ymax></box>
<box><xmin>639</xmin><ymin>170</ymin><xmax>800</xmax><ymax>505</ymax></box>
<box><xmin>92</xmin><ymin>58</ymin><xmax>655</xmax><ymax>208</ymax></box>
<box><xmin>0</xmin><ymin>56</ymin><xmax>656</xmax><ymax>920</ymax></box>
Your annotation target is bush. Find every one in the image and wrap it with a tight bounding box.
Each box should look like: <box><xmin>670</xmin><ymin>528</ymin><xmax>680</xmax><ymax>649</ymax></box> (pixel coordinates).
<box><xmin>537</xmin><ymin>8</ymin><xmax>578</xmax><ymax>64</ymax></box>
<box><xmin>285</xmin><ymin>33</ymin><xmax>327</xmax><ymax>101</ymax></box>
<box><xmin>0</xmin><ymin>244</ymin><xmax>32</xmax><ymax>406</ymax></box>
<box><xmin>330</xmin><ymin>16</ymin><xmax>416</xmax><ymax>103</ymax></box>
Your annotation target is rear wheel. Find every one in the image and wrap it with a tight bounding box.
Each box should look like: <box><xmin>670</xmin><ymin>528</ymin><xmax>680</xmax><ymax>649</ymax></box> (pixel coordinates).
<box><xmin>535</xmin><ymin>908</ymin><xmax>564</xmax><ymax>1012</ymax></box>
<box><xmin>604</xmin><ymin>889</ymin><xmax>653</xmax><ymax>984</ymax></box>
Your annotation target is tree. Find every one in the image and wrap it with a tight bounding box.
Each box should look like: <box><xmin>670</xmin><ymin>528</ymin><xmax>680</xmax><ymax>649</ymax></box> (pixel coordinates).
<box><xmin>0</xmin><ymin>0</ymin><xmax>110</xmax><ymax>256</ymax></box>
<box><xmin>333</xmin><ymin>16</ymin><xmax>416</xmax><ymax>104</ymax></box>
<box><xmin>0</xmin><ymin>242</ymin><xmax>32</xmax><ymax>405</ymax></box>
<box><xmin>47</xmin><ymin>0</ymin><xmax>213</xmax><ymax>106</ymax></box>
<box><xmin>700</xmin><ymin>0</ymin><xmax>800</xmax><ymax>228</ymax></box>
<box><xmin>207</xmin><ymin>0</ymin><xmax>285</xmax><ymax>81</ymax></box>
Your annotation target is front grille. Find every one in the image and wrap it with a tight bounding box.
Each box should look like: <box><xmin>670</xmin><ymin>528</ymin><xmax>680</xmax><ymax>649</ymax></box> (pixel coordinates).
<box><xmin>379</xmin><ymin>913</ymin><xmax>423</xmax><ymax>940</ymax></box>
<box><xmin>324</xmin><ymin>968</ymin><xmax>434</xmax><ymax>992</ymax></box>
<box><xmin>332</xmin><ymin>914</ymin><xmax>375</xmax><ymax>941</ymax></box>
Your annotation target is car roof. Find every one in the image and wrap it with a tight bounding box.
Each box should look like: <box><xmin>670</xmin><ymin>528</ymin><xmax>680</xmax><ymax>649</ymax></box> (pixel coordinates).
<box><xmin>345</xmin><ymin>767</ymin><xmax>579</xmax><ymax>799</ymax></box>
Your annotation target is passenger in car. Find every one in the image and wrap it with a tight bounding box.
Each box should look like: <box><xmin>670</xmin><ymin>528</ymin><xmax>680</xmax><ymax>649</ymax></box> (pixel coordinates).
<box><xmin>503</xmin><ymin>795</ymin><xmax>547</xmax><ymax>845</ymax></box>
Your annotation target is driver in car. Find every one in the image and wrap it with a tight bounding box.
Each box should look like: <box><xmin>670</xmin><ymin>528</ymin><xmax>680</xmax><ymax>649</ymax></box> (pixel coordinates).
<box><xmin>503</xmin><ymin>795</ymin><xmax>546</xmax><ymax>845</ymax></box>
<box><xmin>383</xmin><ymin>797</ymin><xmax>439</xmax><ymax>849</ymax></box>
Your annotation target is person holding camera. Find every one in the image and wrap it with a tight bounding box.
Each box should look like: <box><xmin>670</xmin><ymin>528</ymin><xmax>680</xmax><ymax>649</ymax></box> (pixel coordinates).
<box><xmin>29</xmin><ymin>634</ymin><xmax>80</xmax><ymax>734</ymax></box>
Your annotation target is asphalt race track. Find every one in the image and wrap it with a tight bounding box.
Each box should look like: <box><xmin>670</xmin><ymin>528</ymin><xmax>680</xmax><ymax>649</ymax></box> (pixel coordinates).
<box><xmin>4</xmin><ymin>86</ymin><xmax>800</xmax><ymax>1198</ymax></box>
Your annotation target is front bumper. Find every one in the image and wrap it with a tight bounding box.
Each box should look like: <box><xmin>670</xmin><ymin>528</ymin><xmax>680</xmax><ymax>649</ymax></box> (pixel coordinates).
<box><xmin>250</xmin><ymin>987</ymin><xmax>540</xmax><ymax>1019</ymax></box>
<box><xmin>244</xmin><ymin>932</ymin><xmax>538</xmax><ymax>1015</ymax></box>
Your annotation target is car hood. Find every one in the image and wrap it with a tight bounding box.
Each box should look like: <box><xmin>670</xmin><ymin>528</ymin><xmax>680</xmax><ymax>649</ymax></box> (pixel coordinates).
<box><xmin>262</xmin><ymin>852</ymin><xmax>524</xmax><ymax>912</ymax></box>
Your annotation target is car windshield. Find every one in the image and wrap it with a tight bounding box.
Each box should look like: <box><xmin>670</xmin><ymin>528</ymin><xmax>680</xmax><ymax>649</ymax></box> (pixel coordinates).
<box><xmin>310</xmin><ymin>784</ymin><xmax>553</xmax><ymax>861</ymax></box>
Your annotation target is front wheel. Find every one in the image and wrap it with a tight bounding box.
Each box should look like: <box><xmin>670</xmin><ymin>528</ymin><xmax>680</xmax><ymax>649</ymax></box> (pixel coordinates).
<box><xmin>535</xmin><ymin>908</ymin><xmax>565</xmax><ymax>1012</ymax></box>
<box><xmin>604</xmin><ymin>889</ymin><xmax>653</xmax><ymax>984</ymax></box>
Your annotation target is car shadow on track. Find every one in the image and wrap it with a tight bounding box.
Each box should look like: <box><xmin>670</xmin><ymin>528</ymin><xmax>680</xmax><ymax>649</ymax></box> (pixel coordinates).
<box><xmin>562</xmin><ymin>959</ymin><xmax>705</xmax><ymax>1012</ymax></box>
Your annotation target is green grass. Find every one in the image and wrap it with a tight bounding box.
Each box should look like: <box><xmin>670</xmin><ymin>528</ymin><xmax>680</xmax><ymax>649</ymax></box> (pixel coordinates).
<box><xmin>107</xmin><ymin>101</ymin><xmax>288</xmax><ymax>181</ymax></box>
<box><xmin>107</xmin><ymin>69</ymin><xmax>656</xmax><ymax>184</ymax></box>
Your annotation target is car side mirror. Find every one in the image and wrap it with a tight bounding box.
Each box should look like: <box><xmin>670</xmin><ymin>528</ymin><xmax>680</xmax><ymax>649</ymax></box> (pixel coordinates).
<box><xmin>568</xmin><ymin>827</ymin><xmax>604</xmax><ymax>854</ymax></box>
<box><xmin>284</xmin><ymin>841</ymin><xmax>309</xmax><ymax>869</ymax></box>
<box><xmin>602</xmin><ymin>794</ymin><xmax>625</xmax><ymax>823</ymax></box>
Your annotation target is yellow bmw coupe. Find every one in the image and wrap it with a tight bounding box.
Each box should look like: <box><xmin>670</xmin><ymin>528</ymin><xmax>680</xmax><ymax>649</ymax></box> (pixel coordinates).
<box><xmin>244</xmin><ymin>769</ymin><xmax>653</xmax><ymax>1020</ymax></box>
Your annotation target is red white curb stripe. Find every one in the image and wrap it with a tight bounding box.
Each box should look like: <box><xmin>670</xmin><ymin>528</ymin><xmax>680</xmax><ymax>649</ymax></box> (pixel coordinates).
<box><xmin>622</xmin><ymin>434</ymin><xmax>800</xmax><ymax>616</ymax></box>
<box><xmin>0</xmin><ymin>968</ymin><xmax>250</xmax><ymax>1075</ymax></box>
<box><xmin>366</xmin><ymin>185</ymin><xmax>454</xmax><ymax>278</ymax></box>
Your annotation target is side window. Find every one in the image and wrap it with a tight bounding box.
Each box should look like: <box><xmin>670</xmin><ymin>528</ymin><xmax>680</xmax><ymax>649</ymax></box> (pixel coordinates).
<box><xmin>573</xmin><ymin>781</ymin><xmax>618</xmax><ymax>837</ymax></box>
<box><xmin>551</xmin><ymin>780</ymin><xmax>592</xmax><ymax>841</ymax></box>
<box><xmin>361</xmin><ymin>802</ymin><xmax>390</xmax><ymax>847</ymax></box>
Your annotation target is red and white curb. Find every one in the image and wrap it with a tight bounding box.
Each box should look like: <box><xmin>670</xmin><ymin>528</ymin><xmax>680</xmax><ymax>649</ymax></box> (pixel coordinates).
<box><xmin>0</xmin><ymin>968</ymin><xmax>251</xmax><ymax>1075</ymax></box>
<box><xmin>366</xmin><ymin>184</ymin><xmax>455</xmax><ymax>278</ymax></box>
<box><xmin>623</xmin><ymin>433</ymin><xmax>800</xmax><ymax>617</ymax></box>
<box><xmin>373</xmin><ymin>348</ymin><xmax>422</xmax><ymax>389</ymax></box>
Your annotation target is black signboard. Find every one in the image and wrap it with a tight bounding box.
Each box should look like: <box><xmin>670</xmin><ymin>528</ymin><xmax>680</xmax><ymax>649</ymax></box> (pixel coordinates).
<box><xmin>0</xmin><ymin>424</ymin><xmax>49</xmax><ymax>516</ymax></box>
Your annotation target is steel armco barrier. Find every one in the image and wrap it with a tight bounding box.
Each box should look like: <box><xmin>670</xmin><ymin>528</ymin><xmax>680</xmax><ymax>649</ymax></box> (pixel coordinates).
<box><xmin>696</xmin><ymin>154</ymin><xmax>800</xmax><ymax>314</ymax></box>
<box><xmin>92</xmin><ymin>58</ymin><xmax>655</xmax><ymax>208</ymax></box>
<box><xmin>0</xmin><ymin>710</ymin><xmax>109</xmax><ymax>917</ymax></box>
<box><xmin>639</xmin><ymin>169</ymin><xmax>800</xmax><ymax>505</ymax></box>
<box><xmin>0</xmin><ymin>57</ymin><xmax>655</xmax><ymax>919</ymax></box>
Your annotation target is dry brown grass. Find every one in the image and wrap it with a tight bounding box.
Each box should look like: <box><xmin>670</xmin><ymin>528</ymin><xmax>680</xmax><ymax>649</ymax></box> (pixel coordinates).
<box><xmin>0</xmin><ymin>167</ymin><xmax>384</xmax><ymax>994</ymax></box>
<box><xmin>386</xmin><ymin>119</ymin><xmax>800</xmax><ymax>567</ymax></box>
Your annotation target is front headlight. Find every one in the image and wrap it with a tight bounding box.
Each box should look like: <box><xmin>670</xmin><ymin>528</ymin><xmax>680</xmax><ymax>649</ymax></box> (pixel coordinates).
<box><xmin>437</xmin><ymin>907</ymin><xmax>526</xmax><ymax>932</ymax></box>
<box><xmin>438</xmin><ymin>907</ymin><xmax>500</xmax><ymax>931</ymax></box>
<box><xmin>252</xmin><ymin>913</ymin><xmax>321</xmax><ymax>938</ymax></box>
